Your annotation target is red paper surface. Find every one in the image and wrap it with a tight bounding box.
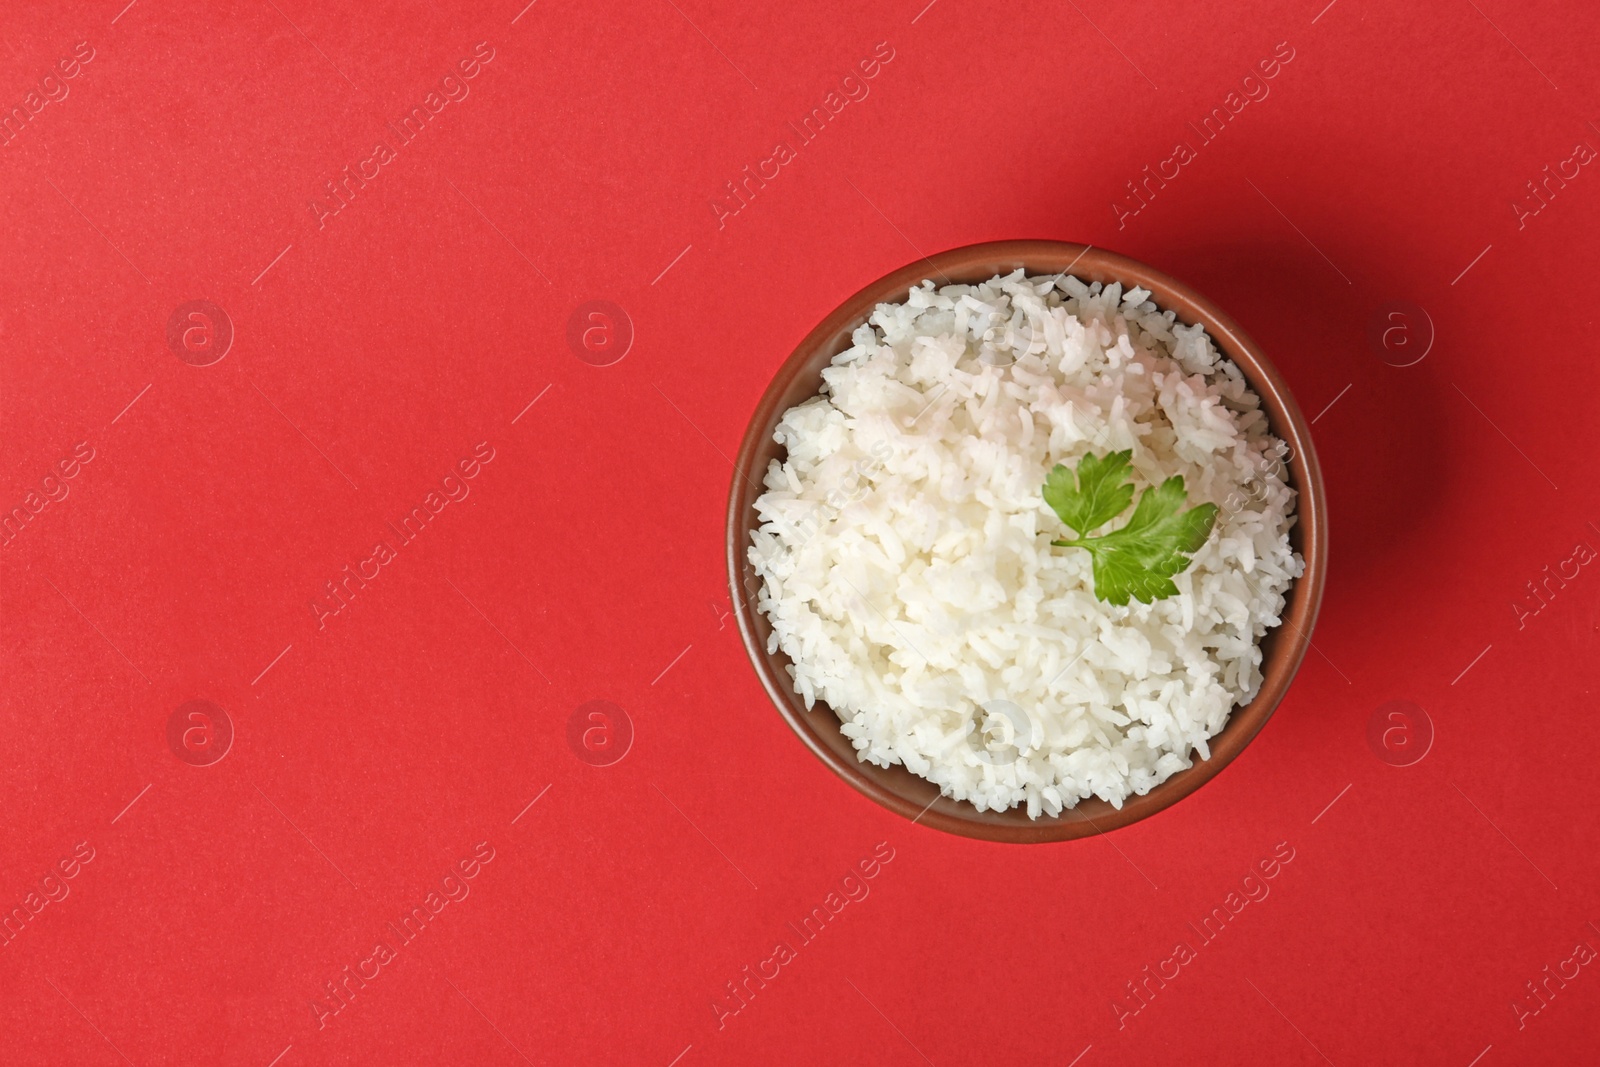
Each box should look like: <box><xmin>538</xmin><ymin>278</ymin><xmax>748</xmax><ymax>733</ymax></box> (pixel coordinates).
<box><xmin>3</xmin><ymin>0</ymin><xmax>1598</xmax><ymax>1063</ymax></box>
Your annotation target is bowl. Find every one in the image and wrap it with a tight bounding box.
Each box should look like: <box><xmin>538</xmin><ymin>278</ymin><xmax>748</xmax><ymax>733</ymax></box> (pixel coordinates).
<box><xmin>726</xmin><ymin>240</ymin><xmax>1327</xmax><ymax>843</ymax></box>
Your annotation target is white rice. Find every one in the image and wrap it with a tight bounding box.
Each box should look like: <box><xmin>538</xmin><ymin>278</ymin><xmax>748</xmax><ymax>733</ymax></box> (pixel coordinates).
<box><xmin>749</xmin><ymin>270</ymin><xmax>1303</xmax><ymax>818</ymax></box>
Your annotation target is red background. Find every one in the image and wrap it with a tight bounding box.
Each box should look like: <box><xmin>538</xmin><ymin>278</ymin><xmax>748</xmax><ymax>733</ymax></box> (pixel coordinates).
<box><xmin>3</xmin><ymin>0</ymin><xmax>1598</xmax><ymax>1063</ymax></box>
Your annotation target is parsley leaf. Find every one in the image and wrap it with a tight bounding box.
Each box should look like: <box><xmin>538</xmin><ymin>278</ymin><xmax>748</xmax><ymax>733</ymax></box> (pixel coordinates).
<box><xmin>1042</xmin><ymin>449</ymin><xmax>1136</xmax><ymax>537</ymax></box>
<box><xmin>1045</xmin><ymin>452</ymin><xmax>1219</xmax><ymax>606</ymax></box>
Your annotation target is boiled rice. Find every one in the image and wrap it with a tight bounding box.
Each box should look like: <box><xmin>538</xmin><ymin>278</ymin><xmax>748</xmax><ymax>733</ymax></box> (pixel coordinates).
<box><xmin>749</xmin><ymin>270</ymin><xmax>1302</xmax><ymax>817</ymax></box>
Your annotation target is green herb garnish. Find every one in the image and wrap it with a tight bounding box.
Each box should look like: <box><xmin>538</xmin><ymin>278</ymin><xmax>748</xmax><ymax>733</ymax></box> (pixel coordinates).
<box><xmin>1043</xmin><ymin>450</ymin><xmax>1219</xmax><ymax>606</ymax></box>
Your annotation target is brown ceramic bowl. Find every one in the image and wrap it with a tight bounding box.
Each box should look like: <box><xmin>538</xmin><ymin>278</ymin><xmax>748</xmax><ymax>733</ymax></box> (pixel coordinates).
<box><xmin>726</xmin><ymin>240</ymin><xmax>1327</xmax><ymax>843</ymax></box>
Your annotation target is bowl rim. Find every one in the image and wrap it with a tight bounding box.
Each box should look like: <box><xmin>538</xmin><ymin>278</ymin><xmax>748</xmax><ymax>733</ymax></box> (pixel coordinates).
<box><xmin>726</xmin><ymin>239</ymin><xmax>1328</xmax><ymax>843</ymax></box>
